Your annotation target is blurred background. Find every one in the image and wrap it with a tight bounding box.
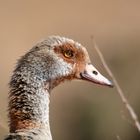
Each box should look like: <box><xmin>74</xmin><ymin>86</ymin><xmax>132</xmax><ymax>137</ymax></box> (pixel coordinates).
<box><xmin>0</xmin><ymin>0</ymin><xmax>140</xmax><ymax>140</ymax></box>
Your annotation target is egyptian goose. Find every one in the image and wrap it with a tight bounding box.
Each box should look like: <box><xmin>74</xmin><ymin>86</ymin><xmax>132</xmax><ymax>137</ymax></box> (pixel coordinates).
<box><xmin>5</xmin><ymin>36</ymin><xmax>113</xmax><ymax>140</ymax></box>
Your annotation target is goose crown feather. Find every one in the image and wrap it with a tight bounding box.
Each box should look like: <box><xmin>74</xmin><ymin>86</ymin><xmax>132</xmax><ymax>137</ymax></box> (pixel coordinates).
<box><xmin>5</xmin><ymin>36</ymin><xmax>113</xmax><ymax>140</ymax></box>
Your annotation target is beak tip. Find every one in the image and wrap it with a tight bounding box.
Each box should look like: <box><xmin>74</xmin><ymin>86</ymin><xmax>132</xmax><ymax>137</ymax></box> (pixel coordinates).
<box><xmin>107</xmin><ymin>80</ymin><xmax>114</xmax><ymax>88</ymax></box>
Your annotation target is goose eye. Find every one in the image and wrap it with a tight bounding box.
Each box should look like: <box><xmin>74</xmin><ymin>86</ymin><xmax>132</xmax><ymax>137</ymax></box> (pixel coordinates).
<box><xmin>64</xmin><ymin>50</ymin><xmax>74</xmax><ymax>58</ymax></box>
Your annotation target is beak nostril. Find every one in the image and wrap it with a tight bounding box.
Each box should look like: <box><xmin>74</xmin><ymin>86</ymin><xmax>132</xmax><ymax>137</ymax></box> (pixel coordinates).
<box><xmin>92</xmin><ymin>70</ymin><xmax>98</xmax><ymax>75</ymax></box>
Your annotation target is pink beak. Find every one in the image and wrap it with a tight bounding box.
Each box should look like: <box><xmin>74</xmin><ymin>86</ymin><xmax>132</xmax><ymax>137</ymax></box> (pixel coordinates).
<box><xmin>80</xmin><ymin>63</ymin><xmax>113</xmax><ymax>87</ymax></box>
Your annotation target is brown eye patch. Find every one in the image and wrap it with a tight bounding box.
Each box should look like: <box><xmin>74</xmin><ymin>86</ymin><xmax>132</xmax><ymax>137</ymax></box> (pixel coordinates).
<box><xmin>53</xmin><ymin>43</ymin><xmax>88</xmax><ymax>67</ymax></box>
<box><xmin>54</xmin><ymin>43</ymin><xmax>77</xmax><ymax>63</ymax></box>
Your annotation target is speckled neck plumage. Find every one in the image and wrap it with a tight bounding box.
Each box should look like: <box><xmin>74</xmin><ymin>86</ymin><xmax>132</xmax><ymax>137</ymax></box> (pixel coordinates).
<box><xmin>6</xmin><ymin>50</ymin><xmax>54</xmax><ymax>140</ymax></box>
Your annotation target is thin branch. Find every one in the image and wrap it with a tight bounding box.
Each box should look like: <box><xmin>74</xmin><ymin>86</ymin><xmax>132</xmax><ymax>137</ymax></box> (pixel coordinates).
<box><xmin>91</xmin><ymin>36</ymin><xmax>140</xmax><ymax>132</ymax></box>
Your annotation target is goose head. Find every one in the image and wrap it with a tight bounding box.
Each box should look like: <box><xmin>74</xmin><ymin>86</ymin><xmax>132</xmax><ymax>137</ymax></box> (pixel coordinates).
<box><xmin>26</xmin><ymin>36</ymin><xmax>113</xmax><ymax>90</ymax></box>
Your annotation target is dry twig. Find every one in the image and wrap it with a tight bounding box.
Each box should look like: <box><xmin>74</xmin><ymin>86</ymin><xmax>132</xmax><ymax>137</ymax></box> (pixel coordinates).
<box><xmin>91</xmin><ymin>36</ymin><xmax>140</xmax><ymax>132</ymax></box>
